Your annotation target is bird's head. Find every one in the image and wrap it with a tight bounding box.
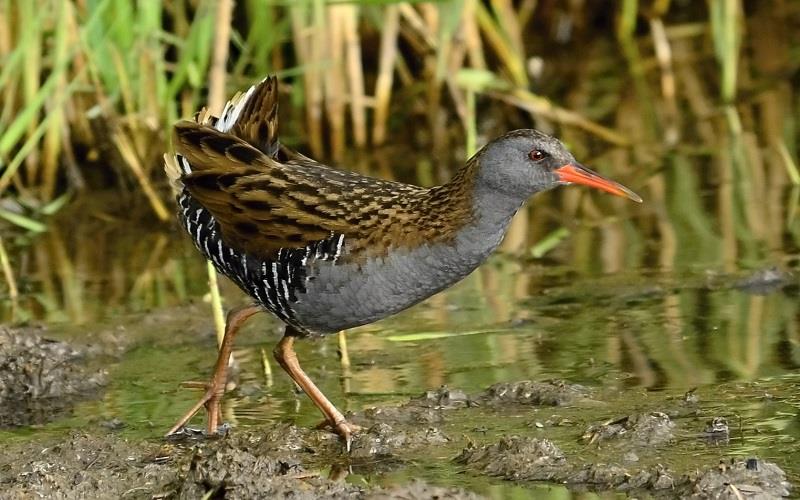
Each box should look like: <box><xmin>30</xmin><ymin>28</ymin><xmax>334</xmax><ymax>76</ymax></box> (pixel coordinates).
<box><xmin>475</xmin><ymin>129</ymin><xmax>642</xmax><ymax>203</ymax></box>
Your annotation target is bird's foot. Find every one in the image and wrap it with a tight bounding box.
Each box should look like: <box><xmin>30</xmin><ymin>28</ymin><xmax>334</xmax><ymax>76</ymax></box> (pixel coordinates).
<box><xmin>315</xmin><ymin>418</ymin><xmax>363</xmax><ymax>452</ymax></box>
<box><xmin>165</xmin><ymin>381</ymin><xmax>226</xmax><ymax>437</ymax></box>
<box><xmin>166</xmin><ymin>423</ymin><xmax>231</xmax><ymax>441</ymax></box>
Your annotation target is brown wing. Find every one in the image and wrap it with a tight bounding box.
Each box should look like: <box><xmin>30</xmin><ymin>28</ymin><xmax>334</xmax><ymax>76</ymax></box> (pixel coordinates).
<box><xmin>173</xmin><ymin>121</ymin><xmax>429</xmax><ymax>261</ymax></box>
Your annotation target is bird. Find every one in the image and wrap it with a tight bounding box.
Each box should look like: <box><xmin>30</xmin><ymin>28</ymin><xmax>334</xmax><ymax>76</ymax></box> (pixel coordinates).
<box><xmin>163</xmin><ymin>76</ymin><xmax>641</xmax><ymax>448</ymax></box>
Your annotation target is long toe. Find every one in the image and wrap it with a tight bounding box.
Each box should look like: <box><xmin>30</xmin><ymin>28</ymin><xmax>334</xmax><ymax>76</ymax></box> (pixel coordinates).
<box><xmin>166</xmin><ymin>387</ymin><xmax>223</xmax><ymax>437</ymax></box>
<box><xmin>334</xmin><ymin>420</ymin><xmax>363</xmax><ymax>452</ymax></box>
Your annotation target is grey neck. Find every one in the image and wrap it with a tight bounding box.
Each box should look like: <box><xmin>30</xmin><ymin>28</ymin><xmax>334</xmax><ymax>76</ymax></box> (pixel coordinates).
<box><xmin>452</xmin><ymin>183</ymin><xmax>528</xmax><ymax>260</ymax></box>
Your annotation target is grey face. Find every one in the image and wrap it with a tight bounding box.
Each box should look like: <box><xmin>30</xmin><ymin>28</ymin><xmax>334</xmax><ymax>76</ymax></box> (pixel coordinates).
<box><xmin>475</xmin><ymin>129</ymin><xmax>577</xmax><ymax>199</ymax></box>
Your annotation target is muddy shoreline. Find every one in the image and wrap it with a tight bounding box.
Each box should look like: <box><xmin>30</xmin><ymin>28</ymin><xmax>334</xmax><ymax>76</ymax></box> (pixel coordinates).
<box><xmin>1</xmin><ymin>326</ymin><xmax>795</xmax><ymax>498</ymax></box>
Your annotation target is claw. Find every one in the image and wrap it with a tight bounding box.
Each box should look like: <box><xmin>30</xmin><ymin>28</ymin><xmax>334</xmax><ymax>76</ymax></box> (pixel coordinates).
<box><xmin>313</xmin><ymin>418</ymin><xmax>362</xmax><ymax>451</ymax></box>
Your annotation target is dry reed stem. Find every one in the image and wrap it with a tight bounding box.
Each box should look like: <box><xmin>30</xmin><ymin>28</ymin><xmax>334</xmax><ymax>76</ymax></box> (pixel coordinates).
<box><xmin>491</xmin><ymin>89</ymin><xmax>630</xmax><ymax>146</ymax></box>
<box><xmin>0</xmin><ymin>2</ymin><xmax>9</xmax><ymax>57</ymax></box>
<box><xmin>398</xmin><ymin>3</ymin><xmax>436</xmax><ymax>49</ymax></box>
<box><xmin>129</xmin><ymin>233</ymin><xmax>168</xmax><ymax>297</ymax></box>
<box><xmin>206</xmin><ymin>0</ymin><xmax>234</xmax><ymax>349</ymax></box>
<box><xmin>325</xmin><ymin>6</ymin><xmax>346</xmax><ymax>160</ymax></box>
<box><xmin>343</xmin><ymin>5</ymin><xmax>367</xmax><ymax>148</ymax></box>
<box><xmin>445</xmin><ymin>32</ymin><xmax>468</xmax><ymax>127</ymax></box>
<box><xmin>261</xmin><ymin>347</ymin><xmax>273</xmax><ymax>387</ymax></box>
<box><xmin>113</xmin><ymin>129</ymin><xmax>169</xmax><ymax>220</ymax></box>
<box><xmin>474</xmin><ymin>1</ymin><xmax>527</xmax><ymax>87</ymax></box>
<box><xmin>490</xmin><ymin>0</ymin><xmax>524</xmax><ymax>61</ymax></box>
<box><xmin>291</xmin><ymin>2</ymin><xmax>325</xmax><ymax>157</ymax></box>
<box><xmin>717</xmin><ymin>139</ymin><xmax>737</xmax><ymax>270</ymax></box>
<box><xmin>742</xmin><ymin>132</ymin><xmax>767</xmax><ymax>239</ymax></box>
<box><xmin>0</xmin><ymin>236</ymin><xmax>18</xmax><ymax>319</ymax></box>
<box><xmin>649</xmin><ymin>17</ymin><xmax>678</xmax><ymax>146</ymax></box>
<box><xmin>776</xmin><ymin>140</ymin><xmax>800</xmax><ymax>185</ymax></box>
<box><xmin>338</xmin><ymin>331</ymin><xmax>351</xmax><ymax>370</ymax></box>
<box><xmin>208</xmin><ymin>0</ymin><xmax>233</xmax><ymax>114</ymax></box>
<box><xmin>372</xmin><ymin>5</ymin><xmax>400</xmax><ymax>145</ymax></box>
<box><xmin>673</xmin><ymin>39</ymin><xmax>716</xmax><ymax>145</ymax></box>
<box><xmin>41</xmin><ymin>0</ymin><xmax>69</xmax><ymax>201</ymax></box>
<box><xmin>517</xmin><ymin>0</ymin><xmax>538</xmax><ymax>27</ymax></box>
<box><xmin>21</xmin><ymin>1</ymin><xmax>42</xmax><ymax>185</ymax></box>
<box><xmin>462</xmin><ymin>0</ymin><xmax>486</xmax><ymax>70</ymax></box>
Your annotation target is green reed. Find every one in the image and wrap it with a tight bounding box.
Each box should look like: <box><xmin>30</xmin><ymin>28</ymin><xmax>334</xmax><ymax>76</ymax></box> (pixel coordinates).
<box><xmin>0</xmin><ymin>0</ymin><xmax>794</xmax><ymax>230</ymax></box>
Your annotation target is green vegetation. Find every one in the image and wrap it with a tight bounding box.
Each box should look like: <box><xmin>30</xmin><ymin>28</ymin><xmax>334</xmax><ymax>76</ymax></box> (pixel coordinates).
<box><xmin>3</xmin><ymin>1</ymin><xmax>795</xmax><ymax>215</ymax></box>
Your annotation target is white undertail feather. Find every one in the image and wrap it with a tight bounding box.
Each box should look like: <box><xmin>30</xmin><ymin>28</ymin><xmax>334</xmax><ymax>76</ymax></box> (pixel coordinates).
<box><xmin>163</xmin><ymin>77</ymin><xmax>265</xmax><ymax>196</ymax></box>
<box><xmin>215</xmin><ymin>83</ymin><xmax>258</xmax><ymax>132</ymax></box>
<box><xmin>163</xmin><ymin>153</ymin><xmax>183</xmax><ymax>195</ymax></box>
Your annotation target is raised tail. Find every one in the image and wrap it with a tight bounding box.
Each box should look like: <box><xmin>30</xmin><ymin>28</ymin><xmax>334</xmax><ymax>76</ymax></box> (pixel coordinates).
<box><xmin>165</xmin><ymin>75</ymin><xmax>280</xmax><ymax>195</ymax></box>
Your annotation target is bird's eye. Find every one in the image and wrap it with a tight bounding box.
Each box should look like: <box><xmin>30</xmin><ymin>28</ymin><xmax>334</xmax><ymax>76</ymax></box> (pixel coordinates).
<box><xmin>529</xmin><ymin>149</ymin><xmax>548</xmax><ymax>162</ymax></box>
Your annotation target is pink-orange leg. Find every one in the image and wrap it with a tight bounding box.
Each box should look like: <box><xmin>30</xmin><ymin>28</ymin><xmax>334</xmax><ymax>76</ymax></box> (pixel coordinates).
<box><xmin>274</xmin><ymin>330</ymin><xmax>361</xmax><ymax>449</ymax></box>
<box><xmin>166</xmin><ymin>304</ymin><xmax>261</xmax><ymax>436</ymax></box>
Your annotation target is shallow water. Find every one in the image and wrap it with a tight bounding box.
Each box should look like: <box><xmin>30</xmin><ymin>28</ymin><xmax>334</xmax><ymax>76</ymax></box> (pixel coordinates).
<box><xmin>2</xmin><ymin>209</ymin><xmax>799</xmax><ymax>496</ymax></box>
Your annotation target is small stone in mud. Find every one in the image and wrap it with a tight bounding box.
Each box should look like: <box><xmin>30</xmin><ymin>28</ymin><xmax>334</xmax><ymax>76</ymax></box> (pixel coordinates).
<box><xmin>98</xmin><ymin>417</ymin><xmax>126</xmax><ymax>431</ymax></box>
<box><xmin>582</xmin><ymin>412</ymin><xmax>674</xmax><ymax>447</ymax></box>
<box><xmin>454</xmin><ymin>436</ymin><xmax>566</xmax><ymax>481</ymax></box>
<box><xmin>567</xmin><ymin>463</ymin><xmax>632</xmax><ymax>487</ymax></box>
<box><xmin>476</xmin><ymin>379</ymin><xmax>589</xmax><ymax>406</ymax></box>
<box><xmin>623</xmin><ymin>451</ymin><xmax>639</xmax><ymax>463</ymax></box>
<box><xmin>628</xmin><ymin>465</ymin><xmax>676</xmax><ymax>491</ymax></box>
<box><xmin>358</xmin><ymin>405</ymin><xmax>445</xmax><ymax>426</ymax></box>
<box><xmin>165</xmin><ymin>423</ymin><xmax>232</xmax><ymax>442</ymax></box>
<box><xmin>0</xmin><ymin>327</ymin><xmax>107</xmax><ymax>427</ymax></box>
<box><xmin>683</xmin><ymin>387</ymin><xmax>700</xmax><ymax>404</ymax></box>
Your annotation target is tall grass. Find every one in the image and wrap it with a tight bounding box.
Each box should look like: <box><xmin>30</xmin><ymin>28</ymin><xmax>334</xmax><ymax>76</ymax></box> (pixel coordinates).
<box><xmin>0</xmin><ymin>0</ymin><xmax>796</xmax><ymax>228</ymax></box>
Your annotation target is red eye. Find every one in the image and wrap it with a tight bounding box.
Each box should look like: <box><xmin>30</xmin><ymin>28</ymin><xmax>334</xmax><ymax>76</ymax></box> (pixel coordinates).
<box><xmin>529</xmin><ymin>149</ymin><xmax>547</xmax><ymax>161</ymax></box>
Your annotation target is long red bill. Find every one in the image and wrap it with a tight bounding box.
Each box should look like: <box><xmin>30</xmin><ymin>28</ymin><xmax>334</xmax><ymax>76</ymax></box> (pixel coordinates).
<box><xmin>555</xmin><ymin>164</ymin><xmax>642</xmax><ymax>203</ymax></box>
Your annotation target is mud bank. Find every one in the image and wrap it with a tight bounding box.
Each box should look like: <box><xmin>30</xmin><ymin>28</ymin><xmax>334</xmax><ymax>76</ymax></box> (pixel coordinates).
<box><xmin>0</xmin><ymin>326</ymin><xmax>795</xmax><ymax>498</ymax></box>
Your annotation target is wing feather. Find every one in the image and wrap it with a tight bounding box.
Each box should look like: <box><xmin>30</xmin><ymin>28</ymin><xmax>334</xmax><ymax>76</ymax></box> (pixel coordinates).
<box><xmin>174</xmin><ymin>122</ymin><xmax>374</xmax><ymax>260</ymax></box>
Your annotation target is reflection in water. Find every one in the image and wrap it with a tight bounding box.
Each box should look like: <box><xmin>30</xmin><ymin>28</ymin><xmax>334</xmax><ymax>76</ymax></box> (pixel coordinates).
<box><xmin>6</xmin><ymin>190</ymin><xmax>798</xmax><ymax>392</ymax></box>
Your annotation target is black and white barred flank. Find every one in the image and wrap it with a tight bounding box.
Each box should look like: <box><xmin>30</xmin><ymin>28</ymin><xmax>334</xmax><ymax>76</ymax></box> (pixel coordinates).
<box><xmin>177</xmin><ymin>187</ymin><xmax>346</xmax><ymax>328</ymax></box>
<box><xmin>170</xmin><ymin>78</ymin><xmax>348</xmax><ymax>329</ymax></box>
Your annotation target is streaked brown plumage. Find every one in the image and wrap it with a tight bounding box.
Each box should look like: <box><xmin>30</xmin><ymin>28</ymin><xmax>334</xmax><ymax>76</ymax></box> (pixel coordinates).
<box><xmin>164</xmin><ymin>75</ymin><xmax>641</xmax><ymax>448</ymax></box>
<box><xmin>173</xmin><ymin>120</ymin><xmax>477</xmax><ymax>261</ymax></box>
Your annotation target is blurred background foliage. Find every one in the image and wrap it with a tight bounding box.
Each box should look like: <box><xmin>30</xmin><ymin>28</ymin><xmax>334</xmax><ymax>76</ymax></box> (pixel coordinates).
<box><xmin>0</xmin><ymin>0</ymin><xmax>798</xmax><ymax>358</ymax></box>
<box><xmin>1</xmin><ymin>0</ymin><xmax>796</xmax><ymax>218</ymax></box>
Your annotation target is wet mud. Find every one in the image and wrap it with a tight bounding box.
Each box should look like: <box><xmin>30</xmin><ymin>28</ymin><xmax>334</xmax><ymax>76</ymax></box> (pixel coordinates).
<box><xmin>0</xmin><ymin>326</ymin><xmax>109</xmax><ymax>428</ymax></box>
<box><xmin>0</xmin><ymin>430</ymin><xmax>480</xmax><ymax>499</ymax></box>
<box><xmin>0</xmin><ymin>327</ymin><xmax>795</xmax><ymax>499</ymax></box>
<box><xmin>456</xmin><ymin>435</ymin><xmax>791</xmax><ymax>497</ymax></box>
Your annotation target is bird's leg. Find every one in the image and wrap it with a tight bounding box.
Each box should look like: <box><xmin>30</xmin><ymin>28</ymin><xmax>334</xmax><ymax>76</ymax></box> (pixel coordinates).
<box><xmin>166</xmin><ymin>304</ymin><xmax>261</xmax><ymax>436</ymax></box>
<box><xmin>273</xmin><ymin>330</ymin><xmax>361</xmax><ymax>449</ymax></box>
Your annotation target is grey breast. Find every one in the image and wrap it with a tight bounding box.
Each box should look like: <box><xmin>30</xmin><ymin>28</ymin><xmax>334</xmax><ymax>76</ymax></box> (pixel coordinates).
<box><xmin>179</xmin><ymin>182</ymin><xmax>521</xmax><ymax>337</ymax></box>
<box><xmin>290</xmin><ymin>218</ymin><xmax>509</xmax><ymax>334</ymax></box>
